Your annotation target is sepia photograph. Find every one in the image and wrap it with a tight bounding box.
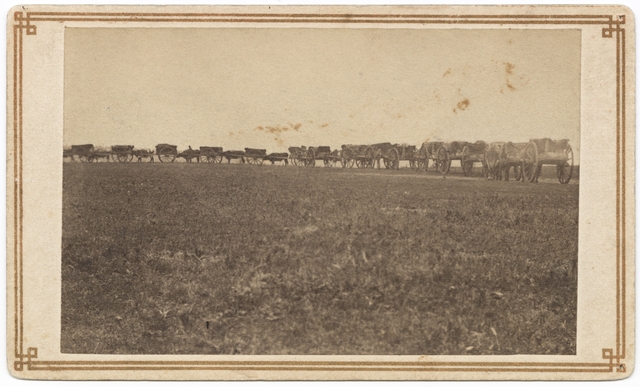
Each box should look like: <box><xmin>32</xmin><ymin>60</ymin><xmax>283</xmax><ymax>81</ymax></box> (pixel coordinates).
<box><xmin>61</xmin><ymin>27</ymin><xmax>579</xmax><ymax>356</ymax></box>
<box><xmin>6</xmin><ymin>4</ymin><xmax>633</xmax><ymax>380</ymax></box>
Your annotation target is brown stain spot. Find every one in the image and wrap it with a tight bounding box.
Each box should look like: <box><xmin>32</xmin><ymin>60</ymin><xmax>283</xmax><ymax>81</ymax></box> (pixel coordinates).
<box><xmin>452</xmin><ymin>108</ymin><xmax>457</xmax><ymax>114</ymax></box>
<box><xmin>507</xmin><ymin>39</ymin><xmax>513</xmax><ymax>45</ymax></box>
<box><xmin>274</xmin><ymin>137</ymin><xmax>284</xmax><ymax>146</ymax></box>
<box><xmin>349</xmin><ymin>113</ymin><xmax>355</xmax><ymax>118</ymax></box>
<box><xmin>320</xmin><ymin>123</ymin><xmax>329</xmax><ymax>128</ymax></box>
<box><xmin>504</xmin><ymin>62</ymin><xmax>515</xmax><ymax>75</ymax></box>
<box><xmin>229</xmin><ymin>132</ymin><xmax>234</xmax><ymax>136</ymax></box>
<box><xmin>442</xmin><ymin>68</ymin><xmax>451</xmax><ymax>77</ymax></box>
<box><xmin>456</xmin><ymin>99</ymin><xmax>470</xmax><ymax>111</ymax></box>
<box><xmin>254</xmin><ymin>123</ymin><xmax>302</xmax><ymax>133</ymax></box>
<box><xmin>506</xmin><ymin>81</ymin><xmax>516</xmax><ymax>91</ymax></box>
<box><xmin>396</xmin><ymin>113</ymin><xmax>402</xmax><ymax>118</ymax></box>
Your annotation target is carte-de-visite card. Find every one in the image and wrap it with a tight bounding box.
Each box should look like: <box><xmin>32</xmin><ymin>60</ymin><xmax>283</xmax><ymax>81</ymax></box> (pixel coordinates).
<box><xmin>5</xmin><ymin>4</ymin><xmax>635</xmax><ymax>381</ymax></box>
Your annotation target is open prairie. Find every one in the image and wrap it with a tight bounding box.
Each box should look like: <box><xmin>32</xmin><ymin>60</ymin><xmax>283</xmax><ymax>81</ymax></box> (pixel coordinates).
<box><xmin>62</xmin><ymin>163</ymin><xmax>578</xmax><ymax>355</ymax></box>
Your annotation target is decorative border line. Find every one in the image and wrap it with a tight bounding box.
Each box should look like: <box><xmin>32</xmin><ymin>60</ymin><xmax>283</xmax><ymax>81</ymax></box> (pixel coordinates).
<box><xmin>9</xmin><ymin>10</ymin><xmax>629</xmax><ymax>377</ymax></box>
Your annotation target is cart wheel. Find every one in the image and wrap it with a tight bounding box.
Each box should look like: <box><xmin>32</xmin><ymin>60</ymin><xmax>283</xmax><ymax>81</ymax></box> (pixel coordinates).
<box><xmin>127</xmin><ymin>154</ymin><xmax>134</xmax><ymax>162</ymax></box>
<box><xmin>522</xmin><ymin>142</ymin><xmax>539</xmax><ymax>182</ymax></box>
<box><xmin>158</xmin><ymin>147</ymin><xmax>176</xmax><ymax>163</ymax></box>
<box><xmin>200</xmin><ymin>154</ymin><xmax>211</xmax><ymax>163</ymax></box>
<box><xmin>306</xmin><ymin>148</ymin><xmax>316</xmax><ymax>167</ymax></box>
<box><xmin>116</xmin><ymin>153</ymin><xmax>128</xmax><ymax>163</ymax></box>
<box><xmin>436</xmin><ymin>146</ymin><xmax>450</xmax><ymax>175</ymax></box>
<box><xmin>557</xmin><ymin>145</ymin><xmax>574</xmax><ymax>184</ymax></box>
<box><xmin>256</xmin><ymin>157</ymin><xmax>264</xmax><ymax>165</ymax></box>
<box><xmin>388</xmin><ymin>148</ymin><xmax>399</xmax><ymax>170</ymax></box>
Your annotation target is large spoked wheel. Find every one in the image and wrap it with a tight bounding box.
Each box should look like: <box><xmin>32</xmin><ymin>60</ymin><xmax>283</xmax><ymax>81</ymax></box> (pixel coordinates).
<box><xmin>557</xmin><ymin>145</ymin><xmax>574</xmax><ymax>184</ymax></box>
<box><xmin>116</xmin><ymin>153</ymin><xmax>129</xmax><ymax>163</ymax></box>
<box><xmin>306</xmin><ymin>148</ymin><xmax>316</xmax><ymax>167</ymax></box>
<box><xmin>436</xmin><ymin>146</ymin><xmax>450</xmax><ymax>175</ymax></box>
<box><xmin>200</xmin><ymin>152</ymin><xmax>213</xmax><ymax>163</ymax></box>
<box><xmin>418</xmin><ymin>146</ymin><xmax>429</xmax><ymax>172</ymax></box>
<box><xmin>158</xmin><ymin>147</ymin><xmax>176</xmax><ymax>163</ymax></box>
<box><xmin>522</xmin><ymin>142</ymin><xmax>539</xmax><ymax>182</ymax></box>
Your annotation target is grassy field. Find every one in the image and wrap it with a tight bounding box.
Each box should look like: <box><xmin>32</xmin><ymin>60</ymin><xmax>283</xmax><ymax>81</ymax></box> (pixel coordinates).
<box><xmin>62</xmin><ymin>163</ymin><xmax>578</xmax><ymax>355</ymax></box>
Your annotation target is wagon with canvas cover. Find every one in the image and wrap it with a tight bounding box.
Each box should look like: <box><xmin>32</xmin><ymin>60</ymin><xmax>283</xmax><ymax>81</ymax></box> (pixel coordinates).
<box><xmin>432</xmin><ymin>141</ymin><xmax>485</xmax><ymax>176</ymax></box>
<box><xmin>155</xmin><ymin>143</ymin><xmax>178</xmax><ymax>163</ymax></box>
<box><xmin>414</xmin><ymin>142</ymin><xmax>436</xmax><ymax>172</ymax></box>
<box><xmin>340</xmin><ymin>144</ymin><xmax>376</xmax><ymax>169</ymax></box>
<box><xmin>111</xmin><ymin>145</ymin><xmax>135</xmax><ymax>163</ymax></box>
<box><xmin>460</xmin><ymin>141</ymin><xmax>488</xmax><ymax>176</ymax></box>
<box><xmin>371</xmin><ymin>143</ymin><xmax>418</xmax><ymax>170</ymax></box>
<box><xmin>306</xmin><ymin>146</ymin><xmax>339</xmax><ymax>167</ymax></box>
<box><xmin>244</xmin><ymin>148</ymin><xmax>267</xmax><ymax>165</ymax></box>
<box><xmin>199</xmin><ymin>147</ymin><xmax>223</xmax><ymax>163</ymax></box>
<box><xmin>418</xmin><ymin>141</ymin><xmax>445</xmax><ymax>173</ymax></box>
<box><xmin>70</xmin><ymin>144</ymin><xmax>95</xmax><ymax>162</ymax></box>
<box><xmin>288</xmin><ymin>146</ymin><xmax>308</xmax><ymax>166</ymax></box>
<box><xmin>522</xmin><ymin>138</ymin><xmax>574</xmax><ymax>184</ymax></box>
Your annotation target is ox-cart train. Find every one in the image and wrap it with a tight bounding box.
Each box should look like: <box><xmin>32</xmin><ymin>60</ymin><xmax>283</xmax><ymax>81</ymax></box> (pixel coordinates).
<box><xmin>64</xmin><ymin>137</ymin><xmax>574</xmax><ymax>184</ymax></box>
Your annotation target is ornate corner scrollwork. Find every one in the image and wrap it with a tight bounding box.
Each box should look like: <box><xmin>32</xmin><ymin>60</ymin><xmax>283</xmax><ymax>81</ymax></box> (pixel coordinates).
<box><xmin>14</xmin><ymin>11</ymin><xmax>37</xmax><ymax>35</ymax></box>
<box><xmin>602</xmin><ymin>15</ymin><xmax>625</xmax><ymax>38</ymax></box>
<box><xmin>14</xmin><ymin>347</ymin><xmax>38</xmax><ymax>371</ymax></box>
<box><xmin>602</xmin><ymin>348</ymin><xmax>626</xmax><ymax>373</ymax></box>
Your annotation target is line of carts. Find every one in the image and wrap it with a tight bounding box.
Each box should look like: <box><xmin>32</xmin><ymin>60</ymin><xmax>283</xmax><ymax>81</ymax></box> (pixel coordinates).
<box><xmin>64</xmin><ymin>138</ymin><xmax>574</xmax><ymax>184</ymax></box>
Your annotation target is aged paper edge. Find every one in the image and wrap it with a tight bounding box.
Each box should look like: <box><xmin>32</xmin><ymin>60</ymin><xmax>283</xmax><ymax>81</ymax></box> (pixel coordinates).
<box><xmin>5</xmin><ymin>4</ymin><xmax>636</xmax><ymax>381</ymax></box>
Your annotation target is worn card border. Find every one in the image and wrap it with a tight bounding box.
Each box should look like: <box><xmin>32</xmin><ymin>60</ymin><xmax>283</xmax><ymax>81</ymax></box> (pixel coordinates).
<box><xmin>5</xmin><ymin>4</ymin><xmax>635</xmax><ymax>380</ymax></box>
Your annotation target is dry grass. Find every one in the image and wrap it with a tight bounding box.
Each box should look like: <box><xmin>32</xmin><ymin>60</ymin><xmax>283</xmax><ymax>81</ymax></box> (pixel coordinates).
<box><xmin>62</xmin><ymin>163</ymin><xmax>578</xmax><ymax>355</ymax></box>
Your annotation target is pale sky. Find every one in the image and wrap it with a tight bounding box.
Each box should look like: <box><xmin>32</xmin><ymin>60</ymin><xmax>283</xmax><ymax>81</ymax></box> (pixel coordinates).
<box><xmin>64</xmin><ymin>28</ymin><xmax>581</xmax><ymax>158</ymax></box>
